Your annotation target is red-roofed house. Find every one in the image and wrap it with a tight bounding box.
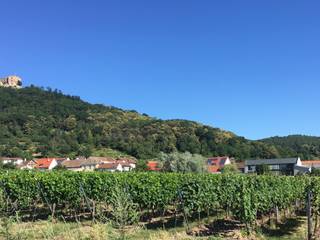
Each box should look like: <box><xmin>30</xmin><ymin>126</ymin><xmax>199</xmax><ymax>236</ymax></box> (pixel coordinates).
<box><xmin>147</xmin><ymin>161</ymin><xmax>161</xmax><ymax>171</ymax></box>
<box><xmin>207</xmin><ymin>156</ymin><xmax>231</xmax><ymax>173</ymax></box>
<box><xmin>302</xmin><ymin>160</ymin><xmax>320</xmax><ymax>169</ymax></box>
<box><xmin>35</xmin><ymin>158</ymin><xmax>59</xmax><ymax>171</ymax></box>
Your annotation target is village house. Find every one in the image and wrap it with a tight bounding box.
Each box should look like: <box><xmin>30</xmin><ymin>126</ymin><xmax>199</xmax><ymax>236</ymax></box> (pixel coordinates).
<box><xmin>302</xmin><ymin>160</ymin><xmax>320</xmax><ymax>169</ymax></box>
<box><xmin>96</xmin><ymin>162</ymin><xmax>123</xmax><ymax>172</ymax></box>
<box><xmin>116</xmin><ymin>158</ymin><xmax>136</xmax><ymax>170</ymax></box>
<box><xmin>207</xmin><ymin>156</ymin><xmax>231</xmax><ymax>173</ymax></box>
<box><xmin>0</xmin><ymin>157</ymin><xmax>25</xmax><ymax>166</ymax></box>
<box><xmin>80</xmin><ymin>158</ymin><xmax>102</xmax><ymax>171</ymax></box>
<box><xmin>301</xmin><ymin>160</ymin><xmax>320</xmax><ymax>174</ymax></box>
<box><xmin>147</xmin><ymin>161</ymin><xmax>161</xmax><ymax>171</ymax></box>
<box><xmin>244</xmin><ymin>157</ymin><xmax>310</xmax><ymax>175</ymax></box>
<box><xmin>34</xmin><ymin>158</ymin><xmax>59</xmax><ymax>171</ymax></box>
<box><xmin>61</xmin><ymin>158</ymin><xmax>101</xmax><ymax>171</ymax></box>
<box><xmin>88</xmin><ymin>157</ymin><xmax>136</xmax><ymax>171</ymax></box>
<box><xmin>121</xmin><ymin>163</ymin><xmax>132</xmax><ymax>171</ymax></box>
<box><xmin>17</xmin><ymin>160</ymin><xmax>37</xmax><ymax>170</ymax></box>
<box><xmin>61</xmin><ymin>156</ymin><xmax>136</xmax><ymax>172</ymax></box>
<box><xmin>96</xmin><ymin>158</ymin><xmax>136</xmax><ymax>172</ymax></box>
<box><xmin>61</xmin><ymin>158</ymin><xmax>86</xmax><ymax>171</ymax></box>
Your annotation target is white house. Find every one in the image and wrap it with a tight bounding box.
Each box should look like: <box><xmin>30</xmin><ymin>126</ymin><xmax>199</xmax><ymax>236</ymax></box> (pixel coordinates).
<box><xmin>0</xmin><ymin>157</ymin><xmax>25</xmax><ymax>165</ymax></box>
<box><xmin>96</xmin><ymin>163</ymin><xmax>123</xmax><ymax>172</ymax></box>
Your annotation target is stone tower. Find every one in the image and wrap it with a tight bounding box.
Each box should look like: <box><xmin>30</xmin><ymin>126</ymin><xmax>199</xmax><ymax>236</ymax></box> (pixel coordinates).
<box><xmin>0</xmin><ymin>75</ymin><xmax>22</xmax><ymax>88</ymax></box>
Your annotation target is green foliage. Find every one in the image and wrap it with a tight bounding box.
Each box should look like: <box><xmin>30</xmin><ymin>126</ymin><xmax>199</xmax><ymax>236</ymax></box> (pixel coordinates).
<box><xmin>0</xmin><ymin>86</ymin><xmax>290</xmax><ymax>160</ymax></box>
<box><xmin>109</xmin><ymin>186</ymin><xmax>140</xmax><ymax>229</ymax></box>
<box><xmin>92</xmin><ymin>148</ymin><xmax>132</xmax><ymax>159</ymax></box>
<box><xmin>0</xmin><ymin>162</ymin><xmax>16</xmax><ymax>170</ymax></box>
<box><xmin>53</xmin><ymin>165</ymin><xmax>67</xmax><ymax>171</ymax></box>
<box><xmin>310</xmin><ymin>167</ymin><xmax>320</xmax><ymax>176</ymax></box>
<box><xmin>310</xmin><ymin>177</ymin><xmax>320</xmax><ymax>217</ymax></box>
<box><xmin>134</xmin><ymin>160</ymin><xmax>148</xmax><ymax>172</ymax></box>
<box><xmin>0</xmin><ymin>217</ymin><xmax>15</xmax><ymax>240</ymax></box>
<box><xmin>0</xmin><ymin>171</ymin><xmax>311</xmax><ymax>233</ymax></box>
<box><xmin>261</xmin><ymin>135</ymin><xmax>320</xmax><ymax>160</ymax></box>
<box><xmin>220</xmin><ymin>164</ymin><xmax>239</xmax><ymax>174</ymax></box>
<box><xmin>256</xmin><ymin>164</ymin><xmax>270</xmax><ymax>175</ymax></box>
<box><xmin>158</xmin><ymin>152</ymin><xmax>207</xmax><ymax>173</ymax></box>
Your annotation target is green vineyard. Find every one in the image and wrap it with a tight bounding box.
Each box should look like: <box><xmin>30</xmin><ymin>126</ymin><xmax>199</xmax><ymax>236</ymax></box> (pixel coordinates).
<box><xmin>0</xmin><ymin>171</ymin><xmax>319</xmax><ymax>234</ymax></box>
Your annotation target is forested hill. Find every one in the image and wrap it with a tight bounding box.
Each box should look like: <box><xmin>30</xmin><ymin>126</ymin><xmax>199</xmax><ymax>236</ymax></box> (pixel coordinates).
<box><xmin>260</xmin><ymin>135</ymin><xmax>320</xmax><ymax>160</ymax></box>
<box><xmin>0</xmin><ymin>86</ymin><xmax>317</xmax><ymax>160</ymax></box>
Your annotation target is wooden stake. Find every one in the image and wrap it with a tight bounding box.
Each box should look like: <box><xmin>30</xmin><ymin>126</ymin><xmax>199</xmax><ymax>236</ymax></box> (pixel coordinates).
<box><xmin>275</xmin><ymin>206</ymin><xmax>280</xmax><ymax>224</ymax></box>
<box><xmin>307</xmin><ymin>190</ymin><xmax>313</xmax><ymax>240</ymax></box>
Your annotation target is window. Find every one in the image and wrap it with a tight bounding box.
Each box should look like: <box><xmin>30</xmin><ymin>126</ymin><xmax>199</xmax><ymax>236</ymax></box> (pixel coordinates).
<box><xmin>248</xmin><ymin>165</ymin><xmax>256</xmax><ymax>171</ymax></box>
<box><xmin>270</xmin><ymin>165</ymin><xmax>280</xmax><ymax>170</ymax></box>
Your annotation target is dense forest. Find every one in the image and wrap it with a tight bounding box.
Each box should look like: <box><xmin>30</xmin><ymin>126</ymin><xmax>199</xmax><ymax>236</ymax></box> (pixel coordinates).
<box><xmin>260</xmin><ymin>135</ymin><xmax>320</xmax><ymax>160</ymax></box>
<box><xmin>0</xmin><ymin>86</ymin><xmax>319</xmax><ymax>160</ymax></box>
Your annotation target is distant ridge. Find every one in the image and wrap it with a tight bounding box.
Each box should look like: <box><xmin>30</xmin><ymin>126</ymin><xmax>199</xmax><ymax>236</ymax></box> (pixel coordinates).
<box><xmin>260</xmin><ymin>135</ymin><xmax>320</xmax><ymax>160</ymax></box>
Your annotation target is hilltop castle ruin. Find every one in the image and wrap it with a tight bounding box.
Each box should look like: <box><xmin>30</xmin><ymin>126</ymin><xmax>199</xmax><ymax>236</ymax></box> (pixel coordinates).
<box><xmin>0</xmin><ymin>75</ymin><xmax>22</xmax><ymax>88</ymax></box>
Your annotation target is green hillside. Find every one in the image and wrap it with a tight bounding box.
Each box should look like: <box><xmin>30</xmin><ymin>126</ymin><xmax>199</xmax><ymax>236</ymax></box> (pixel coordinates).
<box><xmin>260</xmin><ymin>135</ymin><xmax>320</xmax><ymax>160</ymax></box>
<box><xmin>0</xmin><ymin>86</ymin><xmax>315</xmax><ymax>160</ymax></box>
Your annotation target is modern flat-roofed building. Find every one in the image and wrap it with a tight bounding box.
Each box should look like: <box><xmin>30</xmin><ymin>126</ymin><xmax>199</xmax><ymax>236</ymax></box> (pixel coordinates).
<box><xmin>244</xmin><ymin>157</ymin><xmax>309</xmax><ymax>175</ymax></box>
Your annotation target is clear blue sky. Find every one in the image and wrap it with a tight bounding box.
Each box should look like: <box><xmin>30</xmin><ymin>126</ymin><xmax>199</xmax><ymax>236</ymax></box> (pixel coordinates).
<box><xmin>1</xmin><ymin>0</ymin><xmax>319</xmax><ymax>139</ymax></box>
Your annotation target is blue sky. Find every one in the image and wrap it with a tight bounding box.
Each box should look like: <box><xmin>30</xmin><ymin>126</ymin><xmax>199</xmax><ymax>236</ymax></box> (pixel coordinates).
<box><xmin>0</xmin><ymin>0</ymin><xmax>319</xmax><ymax>139</ymax></box>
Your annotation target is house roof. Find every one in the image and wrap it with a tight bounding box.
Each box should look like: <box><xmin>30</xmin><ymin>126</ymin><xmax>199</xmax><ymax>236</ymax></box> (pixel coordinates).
<box><xmin>60</xmin><ymin>156</ymin><xmax>136</xmax><ymax>169</ymax></box>
<box><xmin>97</xmin><ymin>163</ymin><xmax>120</xmax><ymax>169</ymax></box>
<box><xmin>208</xmin><ymin>157</ymin><xmax>229</xmax><ymax>167</ymax></box>
<box><xmin>207</xmin><ymin>157</ymin><xmax>230</xmax><ymax>173</ymax></box>
<box><xmin>61</xmin><ymin>157</ymin><xmax>100</xmax><ymax>168</ymax></box>
<box><xmin>147</xmin><ymin>161</ymin><xmax>161</xmax><ymax>171</ymax></box>
<box><xmin>302</xmin><ymin>160</ymin><xmax>320</xmax><ymax>167</ymax></box>
<box><xmin>35</xmin><ymin>158</ymin><xmax>56</xmax><ymax>169</ymax></box>
<box><xmin>245</xmin><ymin>158</ymin><xmax>299</xmax><ymax>166</ymax></box>
<box><xmin>62</xmin><ymin>159</ymin><xmax>86</xmax><ymax>168</ymax></box>
<box><xmin>86</xmin><ymin>157</ymin><xmax>137</xmax><ymax>165</ymax></box>
<box><xmin>81</xmin><ymin>158</ymin><xmax>102</xmax><ymax>166</ymax></box>
<box><xmin>0</xmin><ymin>157</ymin><xmax>24</xmax><ymax>161</ymax></box>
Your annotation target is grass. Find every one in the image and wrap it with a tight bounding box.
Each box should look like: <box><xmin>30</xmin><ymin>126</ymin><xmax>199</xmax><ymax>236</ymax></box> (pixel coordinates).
<box><xmin>3</xmin><ymin>220</ymin><xmax>199</xmax><ymax>240</ymax></box>
<box><xmin>0</xmin><ymin>216</ymin><xmax>309</xmax><ymax>240</ymax></box>
<box><xmin>260</xmin><ymin>217</ymin><xmax>308</xmax><ymax>240</ymax></box>
<box><xmin>92</xmin><ymin>148</ymin><xmax>135</xmax><ymax>159</ymax></box>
